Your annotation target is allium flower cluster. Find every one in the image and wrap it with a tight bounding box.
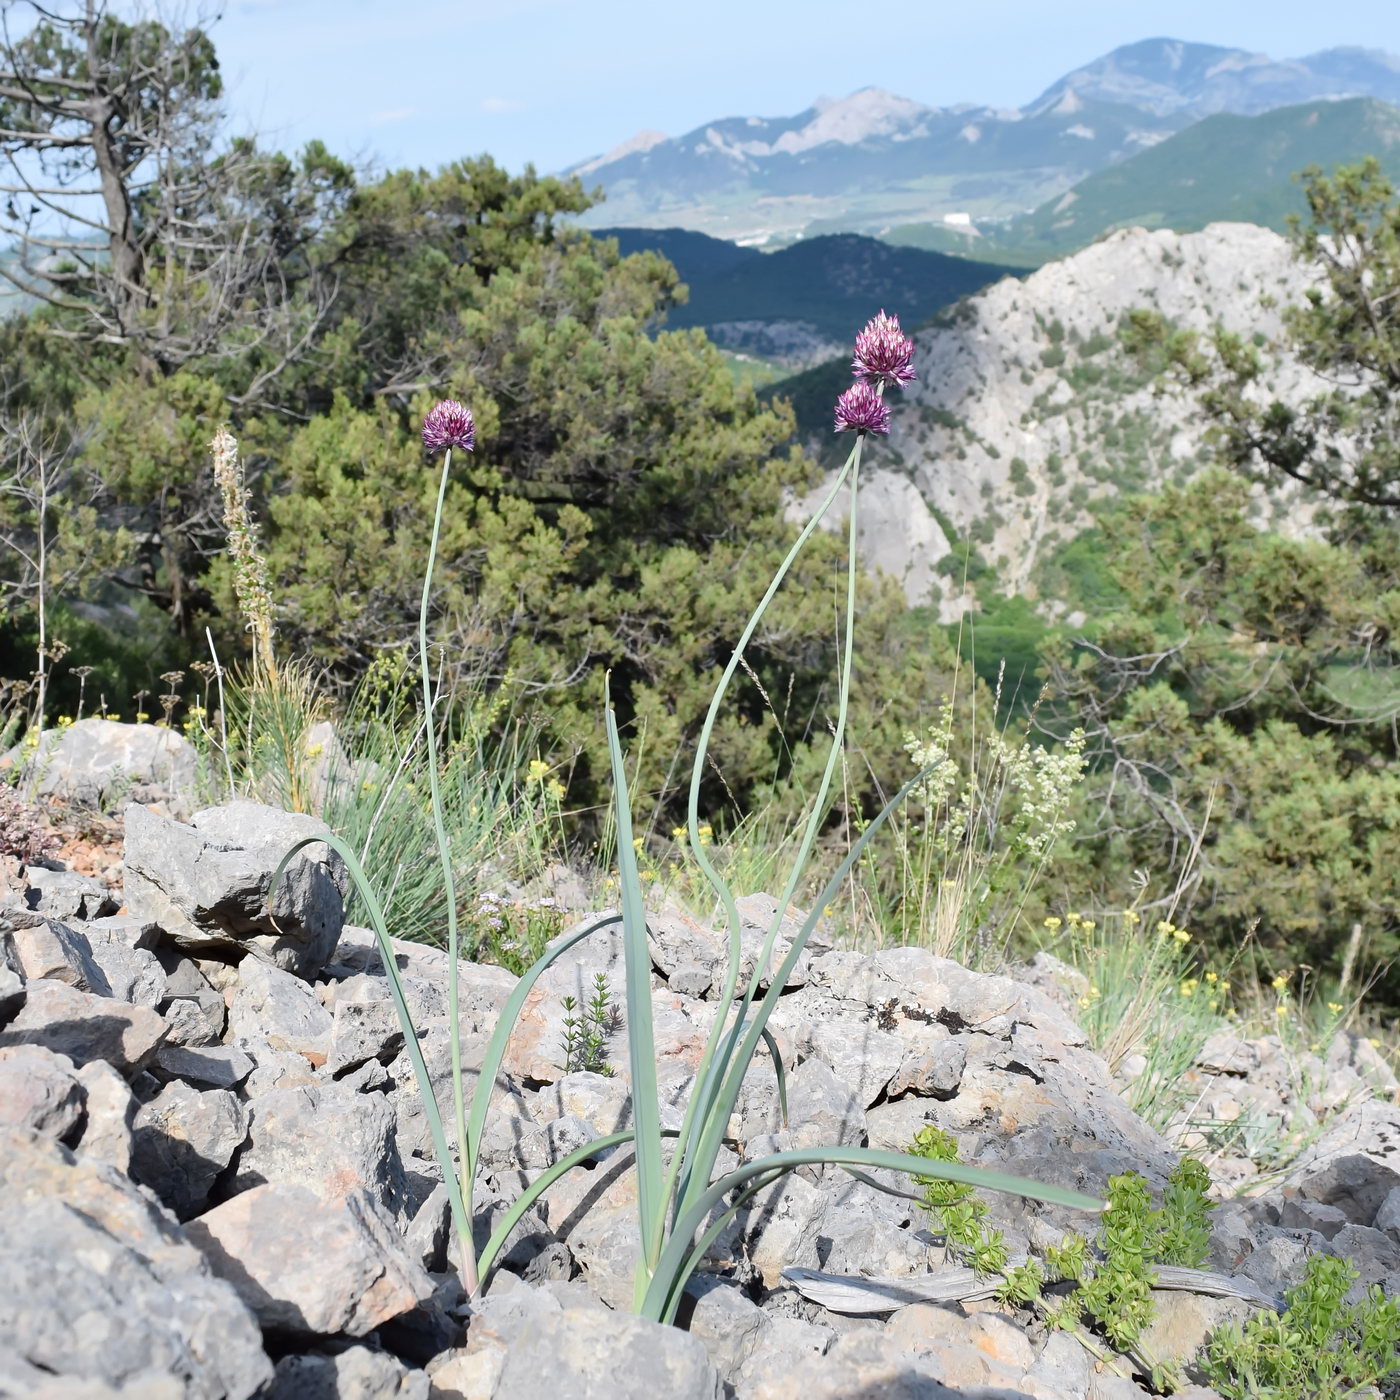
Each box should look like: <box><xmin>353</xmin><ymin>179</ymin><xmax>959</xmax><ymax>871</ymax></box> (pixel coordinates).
<box><xmin>833</xmin><ymin>309</ymin><xmax>915</xmax><ymax>435</ymax></box>
<box><xmin>422</xmin><ymin>399</ymin><xmax>475</xmax><ymax>455</ymax></box>
<box><xmin>851</xmin><ymin>309</ymin><xmax>916</xmax><ymax>387</ymax></box>
<box><xmin>833</xmin><ymin>380</ymin><xmax>891</xmax><ymax>436</ymax></box>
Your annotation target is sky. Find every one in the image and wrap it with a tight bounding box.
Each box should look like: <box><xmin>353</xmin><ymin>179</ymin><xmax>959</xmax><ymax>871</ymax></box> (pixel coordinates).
<box><xmin>213</xmin><ymin>0</ymin><xmax>1400</xmax><ymax>177</ymax></box>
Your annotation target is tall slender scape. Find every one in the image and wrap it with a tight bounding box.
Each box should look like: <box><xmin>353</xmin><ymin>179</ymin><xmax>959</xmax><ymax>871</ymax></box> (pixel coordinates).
<box><xmin>418</xmin><ymin>400</ymin><xmax>478</xmax><ymax>1293</ymax></box>
<box><xmin>272</xmin><ymin>326</ymin><xmax>1100</xmax><ymax>1326</ymax></box>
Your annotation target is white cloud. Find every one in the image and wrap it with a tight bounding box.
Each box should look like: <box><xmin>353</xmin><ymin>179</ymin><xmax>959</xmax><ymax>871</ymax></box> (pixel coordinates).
<box><xmin>368</xmin><ymin>107</ymin><xmax>417</xmax><ymax>125</ymax></box>
<box><xmin>480</xmin><ymin>96</ymin><xmax>524</xmax><ymax>113</ymax></box>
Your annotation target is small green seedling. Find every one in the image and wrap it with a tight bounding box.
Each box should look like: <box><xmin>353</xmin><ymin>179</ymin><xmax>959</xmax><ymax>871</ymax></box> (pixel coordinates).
<box><xmin>562</xmin><ymin>972</ymin><xmax>617</xmax><ymax>1076</ymax></box>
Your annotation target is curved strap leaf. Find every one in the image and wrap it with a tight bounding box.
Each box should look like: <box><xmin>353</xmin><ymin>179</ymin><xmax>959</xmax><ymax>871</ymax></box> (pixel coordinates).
<box><xmin>605</xmin><ymin>693</ymin><xmax>664</xmax><ymax>1284</ymax></box>
<box><xmin>644</xmin><ymin>1145</ymin><xmax>1103</xmax><ymax>1322</ymax></box>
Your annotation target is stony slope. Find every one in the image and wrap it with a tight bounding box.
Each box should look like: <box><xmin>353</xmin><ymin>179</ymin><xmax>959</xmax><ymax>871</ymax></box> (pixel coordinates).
<box><xmin>787</xmin><ymin>222</ymin><xmax>1321</xmax><ymax>615</ymax></box>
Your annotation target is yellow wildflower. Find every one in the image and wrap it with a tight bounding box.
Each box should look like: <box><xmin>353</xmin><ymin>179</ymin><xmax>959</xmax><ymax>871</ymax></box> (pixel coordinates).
<box><xmin>1173</xmin><ymin>928</ymin><xmax>1190</xmax><ymax>944</ymax></box>
<box><xmin>1043</xmin><ymin>917</ymin><xmax>1062</xmax><ymax>932</ymax></box>
<box><xmin>1122</xmin><ymin>910</ymin><xmax>1140</xmax><ymax>926</ymax></box>
<box><xmin>1270</xmin><ymin>974</ymin><xmax>1289</xmax><ymax>992</ymax></box>
<box><xmin>545</xmin><ymin>778</ymin><xmax>565</xmax><ymax>802</ymax></box>
<box><xmin>527</xmin><ymin>758</ymin><xmax>549</xmax><ymax>783</ymax></box>
<box><xmin>1204</xmin><ymin>970</ymin><xmax>1218</xmax><ymax>984</ymax></box>
<box><xmin>671</xmin><ymin>825</ymin><xmax>687</xmax><ymax>842</ymax></box>
<box><xmin>1274</xmin><ymin>1003</ymin><xmax>1289</xmax><ymax>1018</ymax></box>
<box><xmin>1326</xmin><ymin>1002</ymin><xmax>1343</xmax><ymax>1015</ymax></box>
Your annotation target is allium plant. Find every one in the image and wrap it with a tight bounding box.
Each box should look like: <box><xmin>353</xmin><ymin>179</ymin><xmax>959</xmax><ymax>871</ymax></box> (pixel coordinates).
<box><xmin>274</xmin><ymin>330</ymin><xmax>1098</xmax><ymax>1321</ymax></box>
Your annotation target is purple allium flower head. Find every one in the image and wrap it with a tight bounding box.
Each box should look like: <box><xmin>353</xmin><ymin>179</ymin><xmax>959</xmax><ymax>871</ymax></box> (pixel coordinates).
<box><xmin>834</xmin><ymin>380</ymin><xmax>891</xmax><ymax>436</ymax></box>
<box><xmin>422</xmin><ymin>399</ymin><xmax>475</xmax><ymax>455</ymax></box>
<box><xmin>851</xmin><ymin>309</ymin><xmax>916</xmax><ymax>387</ymax></box>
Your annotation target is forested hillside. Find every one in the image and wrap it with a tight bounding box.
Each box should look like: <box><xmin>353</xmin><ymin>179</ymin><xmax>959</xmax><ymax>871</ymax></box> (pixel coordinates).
<box><xmin>2</xmin><ymin>10</ymin><xmax>1397</xmax><ymax>1009</ymax></box>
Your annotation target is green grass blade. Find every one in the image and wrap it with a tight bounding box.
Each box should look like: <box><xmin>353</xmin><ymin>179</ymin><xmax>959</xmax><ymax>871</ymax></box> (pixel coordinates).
<box><xmin>657</xmin><ymin>1167</ymin><xmax>788</xmax><ymax>1325</ymax></box>
<box><xmin>769</xmin><ymin>440</ymin><xmax>864</xmax><ymax>948</ymax></box>
<box><xmin>477</xmin><ymin>1127</ymin><xmax>684</xmax><ymax>1282</ymax></box>
<box><xmin>643</xmin><ymin>1146</ymin><xmax>1104</xmax><ymax>1323</ymax></box>
<box><xmin>605</xmin><ymin>692</ymin><xmax>665</xmax><ymax>1286</ymax></box>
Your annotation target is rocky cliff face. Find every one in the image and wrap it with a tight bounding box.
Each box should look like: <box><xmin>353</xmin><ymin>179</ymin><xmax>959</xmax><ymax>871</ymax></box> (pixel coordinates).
<box><xmin>795</xmin><ymin>222</ymin><xmax>1322</xmax><ymax>616</ymax></box>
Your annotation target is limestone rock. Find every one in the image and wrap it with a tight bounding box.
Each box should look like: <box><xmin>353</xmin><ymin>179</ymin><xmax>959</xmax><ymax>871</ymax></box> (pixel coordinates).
<box><xmin>743</xmin><ymin>1327</ymin><xmax>961</xmax><ymax>1400</ymax></box>
<box><xmin>5</xmin><ymin>719</ymin><xmax>198</xmax><ymax>814</ymax></box>
<box><xmin>186</xmin><ymin>1182</ymin><xmax>436</xmax><ymax>1339</ymax></box>
<box><xmin>1</xmin><ymin>910</ymin><xmax>109</xmax><ymax>993</ymax></box>
<box><xmin>22</xmin><ymin>865</ymin><xmax>119</xmax><ymax>922</ymax></box>
<box><xmin>261</xmin><ymin>1346</ymin><xmax>429</xmax><ymax>1399</ymax></box>
<box><xmin>123</xmin><ymin>800</ymin><xmax>346</xmax><ymax>977</ymax></box>
<box><xmin>132</xmin><ymin>1079</ymin><xmax>248</xmax><ymax>1219</ymax></box>
<box><xmin>83</xmin><ymin>928</ymin><xmax>168</xmax><ymax>1008</ymax></box>
<box><xmin>228</xmin><ymin>1082</ymin><xmax>408</xmax><ymax>1219</ymax></box>
<box><xmin>228</xmin><ymin>955</ymin><xmax>333</xmax><ymax>1058</ymax></box>
<box><xmin>0</xmin><ymin>1125</ymin><xmax>270</xmax><ymax>1398</ymax></box>
<box><xmin>0</xmin><ymin>977</ymin><xmax>166</xmax><ymax>1073</ymax></box>
<box><xmin>487</xmin><ymin>1299</ymin><xmax>724</xmax><ymax>1400</ymax></box>
<box><xmin>0</xmin><ymin>1043</ymin><xmax>86</xmax><ymax>1140</ymax></box>
<box><xmin>0</xmin><ymin>962</ymin><xmax>23</xmax><ymax>1026</ymax></box>
<box><xmin>153</xmin><ymin>1041</ymin><xmax>255</xmax><ymax>1091</ymax></box>
<box><xmin>72</xmin><ymin>1057</ymin><xmax>137</xmax><ymax>1171</ymax></box>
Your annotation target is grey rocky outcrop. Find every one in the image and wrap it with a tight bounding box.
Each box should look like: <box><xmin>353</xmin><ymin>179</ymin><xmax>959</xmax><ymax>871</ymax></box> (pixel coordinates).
<box><xmin>0</xmin><ymin>792</ymin><xmax>1395</xmax><ymax>1399</ymax></box>
<box><xmin>790</xmin><ymin>223</ymin><xmax>1320</xmax><ymax>613</ymax></box>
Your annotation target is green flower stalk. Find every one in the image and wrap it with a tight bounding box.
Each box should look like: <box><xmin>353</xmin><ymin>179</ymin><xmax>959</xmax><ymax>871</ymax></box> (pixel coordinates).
<box><xmin>420</xmin><ymin>399</ymin><xmax>478</xmax><ymax>1293</ymax></box>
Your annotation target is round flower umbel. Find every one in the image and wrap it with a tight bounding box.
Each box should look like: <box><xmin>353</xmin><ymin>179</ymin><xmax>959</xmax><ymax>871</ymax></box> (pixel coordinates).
<box><xmin>834</xmin><ymin>380</ymin><xmax>891</xmax><ymax>435</ymax></box>
<box><xmin>422</xmin><ymin>399</ymin><xmax>475</xmax><ymax>455</ymax></box>
<box><xmin>852</xmin><ymin>309</ymin><xmax>916</xmax><ymax>387</ymax></box>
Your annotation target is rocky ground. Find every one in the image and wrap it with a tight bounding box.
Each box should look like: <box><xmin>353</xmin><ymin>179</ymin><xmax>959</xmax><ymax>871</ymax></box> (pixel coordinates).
<box><xmin>1</xmin><ymin>720</ymin><xmax>1397</xmax><ymax>1400</ymax></box>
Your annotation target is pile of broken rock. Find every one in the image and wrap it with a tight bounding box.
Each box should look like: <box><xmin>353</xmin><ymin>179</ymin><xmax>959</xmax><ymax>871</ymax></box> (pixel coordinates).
<box><xmin>1</xmin><ymin>784</ymin><xmax>1398</xmax><ymax>1399</ymax></box>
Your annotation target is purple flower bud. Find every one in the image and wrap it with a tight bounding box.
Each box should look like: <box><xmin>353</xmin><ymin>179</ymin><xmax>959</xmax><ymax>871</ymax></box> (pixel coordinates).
<box><xmin>851</xmin><ymin>309</ymin><xmax>916</xmax><ymax>387</ymax></box>
<box><xmin>422</xmin><ymin>399</ymin><xmax>475</xmax><ymax>455</ymax></box>
<box><xmin>834</xmin><ymin>381</ymin><xmax>891</xmax><ymax>436</ymax></box>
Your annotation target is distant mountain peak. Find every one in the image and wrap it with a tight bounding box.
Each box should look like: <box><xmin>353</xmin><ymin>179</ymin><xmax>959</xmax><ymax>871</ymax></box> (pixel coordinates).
<box><xmin>572</xmin><ymin>129</ymin><xmax>667</xmax><ymax>178</ymax></box>
<box><xmin>774</xmin><ymin>88</ymin><xmax>931</xmax><ymax>152</ymax></box>
<box><xmin>1026</xmin><ymin>37</ymin><xmax>1400</xmax><ymax>119</ymax></box>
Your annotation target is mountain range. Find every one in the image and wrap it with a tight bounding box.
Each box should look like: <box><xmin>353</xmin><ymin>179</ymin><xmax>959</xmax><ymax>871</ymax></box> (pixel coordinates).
<box><xmin>905</xmin><ymin>95</ymin><xmax>1400</xmax><ymax>263</ymax></box>
<box><xmin>566</xmin><ymin>38</ymin><xmax>1400</xmax><ymax>245</ymax></box>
